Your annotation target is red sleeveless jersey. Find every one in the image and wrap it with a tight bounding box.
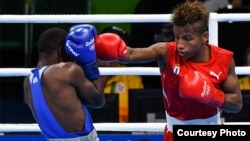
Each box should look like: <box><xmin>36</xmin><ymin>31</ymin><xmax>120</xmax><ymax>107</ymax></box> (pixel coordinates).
<box><xmin>160</xmin><ymin>42</ymin><xmax>233</xmax><ymax>120</ymax></box>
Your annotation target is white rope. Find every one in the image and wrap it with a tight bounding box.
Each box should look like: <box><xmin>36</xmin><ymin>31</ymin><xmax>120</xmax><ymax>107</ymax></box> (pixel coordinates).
<box><xmin>0</xmin><ymin>123</ymin><xmax>249</xmax><ymax>133</ymax></box>
<box><xmin>0</xmin><ymin>13</ymin><xmax>250</xmax><ymax>23</ymax></box>
<box><xmin>1</xmin><ymin>13</ymin><xmax>249</xmax><ymax>45</ymax></box>
<box><xmin>0</xmin><ymin>67</ymin><xmax>249</xmax><ymax>77</ymax></box>
<box><xmin>0</xmin><ymin>67</ymin><xmax>159</xmax><ymax>77</ymax></box>
<box><xmin>0</xmin><ymin>14</ymin><xmax>249</xmax><ymax>76</ymax></box>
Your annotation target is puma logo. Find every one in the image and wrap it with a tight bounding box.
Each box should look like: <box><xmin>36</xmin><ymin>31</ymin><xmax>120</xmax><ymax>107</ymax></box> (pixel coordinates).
<box><xmin>209</xmin><ymin>71</ymin><xmax>222</xmax><ymax>81</ymax></box>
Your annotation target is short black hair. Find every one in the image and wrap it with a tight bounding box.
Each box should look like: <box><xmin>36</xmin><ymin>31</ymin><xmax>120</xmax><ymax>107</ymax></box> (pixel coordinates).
<box><xmin>172</xmin><ymin>0</ymin><xmax>209</xmax><ymax>33</ymax></box>
<box><xmin>38</xmin><ymin>27</ymin><xmax>67</xmax><ymax>58</ymax></box>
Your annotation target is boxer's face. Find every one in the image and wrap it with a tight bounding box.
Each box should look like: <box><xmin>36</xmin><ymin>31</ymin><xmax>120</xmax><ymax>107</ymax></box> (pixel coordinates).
<box><xmin>174</xmin><ymin>23</ymin><xmax>208</xmax><ymax>61</ymax></box>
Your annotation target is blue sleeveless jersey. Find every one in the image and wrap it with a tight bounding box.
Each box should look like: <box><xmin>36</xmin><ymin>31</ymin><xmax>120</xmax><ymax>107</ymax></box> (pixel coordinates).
<box><xmin>29</xmin><ymin>66</ymin><xmax>95</xmax><ymax>139</ymax></box>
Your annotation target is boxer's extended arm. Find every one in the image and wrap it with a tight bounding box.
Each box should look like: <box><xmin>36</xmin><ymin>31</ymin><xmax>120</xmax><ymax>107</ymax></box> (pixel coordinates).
<box><xmin>65</xmin><ymin>24</ymin><xmax>100</xmax><ymax>80</ymax></box>
<box><xmin>179</xmin><ymin>70</ymin><xmax>225</xmax><ymax>108</ymax></box>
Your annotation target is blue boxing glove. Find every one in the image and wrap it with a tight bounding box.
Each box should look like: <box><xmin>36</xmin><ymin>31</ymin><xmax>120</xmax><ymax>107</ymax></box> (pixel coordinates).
<box><xmin>65</xmin><ymin>24</ymin><xmax>100</xmax><ymax>80</ymax></box>
<box><xmin>69</xmin><ymin>24</ymin><xmax>97</xmax><ymax>37</ymax></box>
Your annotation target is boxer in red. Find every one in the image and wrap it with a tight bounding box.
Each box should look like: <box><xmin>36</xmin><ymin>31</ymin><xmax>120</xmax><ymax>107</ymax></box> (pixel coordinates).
<box><xmin>94</xmin><ymin>0</ymin><xmax>243</xmax><ymax>141</ymax></box>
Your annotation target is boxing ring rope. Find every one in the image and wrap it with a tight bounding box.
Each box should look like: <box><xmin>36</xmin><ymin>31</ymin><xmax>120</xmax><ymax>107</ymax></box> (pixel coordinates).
<box><xmin>1</xmin><ymin>13</ymin><xmax>250</xmax><ymax>23</ymax></box>
<box><xmin>1</xmin><ymin>13</ymin><xmax>250</xmax><ymax>133</ymax></box>
<box><xmin>0</xmin><ymin>67</ymin><xmax>250</xmax><ymax>77</ymax></box>
<box><xmin>1</xmin><ymin>122</ymin><xmax>250</xmax><ymax>133</ymax></box>
<box><xmin>0</xmin><ymin>14</ymin><xmax>173</xmax><ymax>23</ymax></box>
<box><xmin>1</xmin><ymin>13</ymin><xmax>250</xmax><ymax>76</ymax></box>
<box><xmin>0</xmin><ymin>13</ymin><xmax>250</xmax><ymax>45</ymax></box>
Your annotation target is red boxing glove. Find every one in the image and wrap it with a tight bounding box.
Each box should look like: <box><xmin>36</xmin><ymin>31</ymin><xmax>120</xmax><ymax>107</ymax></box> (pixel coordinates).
<box><xmin>95</xmin><ymin>33</ymin><xmax>127</xmax><ymax>61</ymax></box>
<box><xmin>179</xmin><ymin>70</ymin><xmax>225</xmax><ymax>108</ymax></box>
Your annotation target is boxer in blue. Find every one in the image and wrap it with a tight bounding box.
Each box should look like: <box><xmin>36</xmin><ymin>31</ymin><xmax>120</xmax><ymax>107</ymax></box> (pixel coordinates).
<box><xmin>23</xmin><ymin>26</ymin><xmax>104</xmax><ymax>141</ymax></box>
